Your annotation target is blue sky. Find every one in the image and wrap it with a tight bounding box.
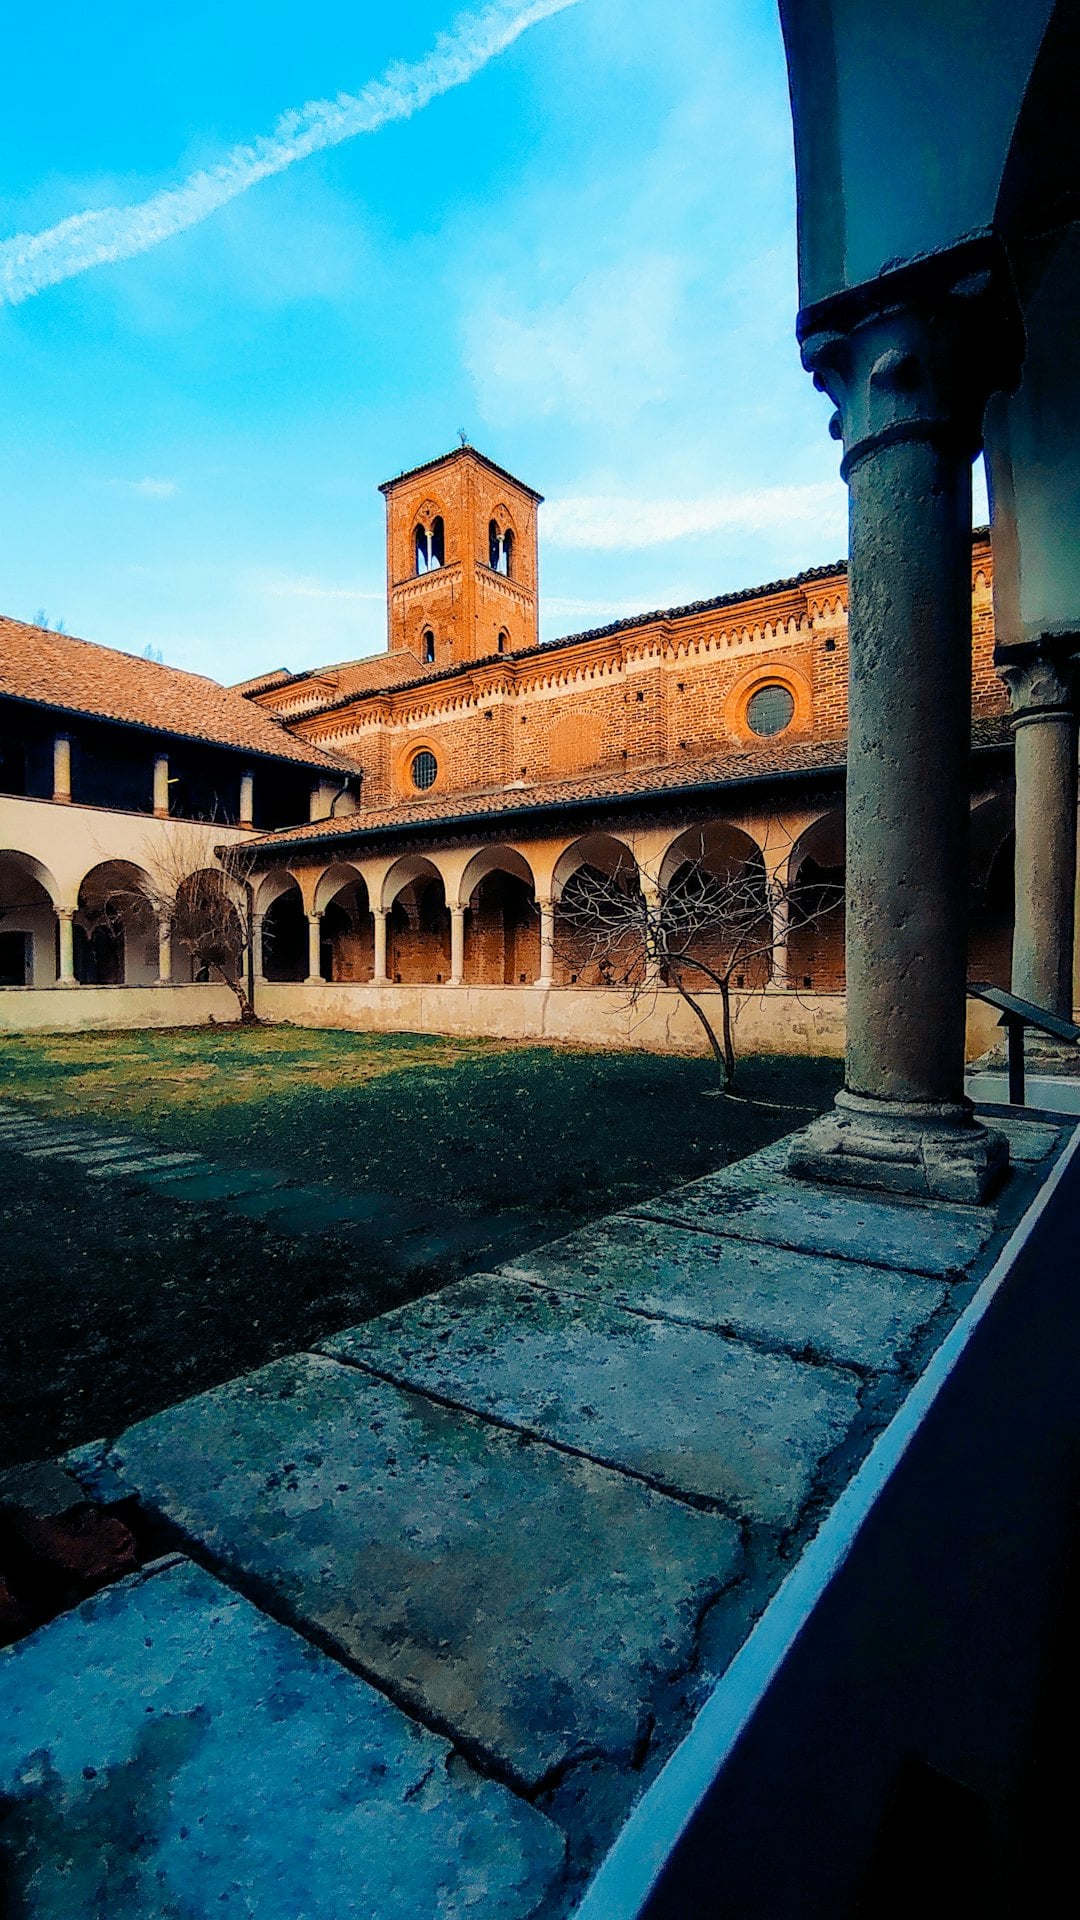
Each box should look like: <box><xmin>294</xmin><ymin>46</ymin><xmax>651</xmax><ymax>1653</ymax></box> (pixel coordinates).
<box><xmin>0</xmin><ymin>1</ymin><xmax>960</xmax><ymax>681</ymax></box>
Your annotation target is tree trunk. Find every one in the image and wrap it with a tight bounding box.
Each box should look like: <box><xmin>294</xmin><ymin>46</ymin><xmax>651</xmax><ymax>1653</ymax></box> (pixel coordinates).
<box><xmin>670</xmin><ymin>977</ymin><xmax>730</xmax><ymax>1079</ymax></box>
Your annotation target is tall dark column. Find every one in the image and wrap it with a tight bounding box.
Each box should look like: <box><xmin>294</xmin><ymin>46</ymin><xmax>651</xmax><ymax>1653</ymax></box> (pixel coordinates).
<box><xmin>996</xmin><ymin>638</ymin><xmax>1079</xmax><ymax>1022</ymax></box>
<box><xmin>788</xmin><ymin>249</ymin><xmax>1021</xmax><ymax>1203</ymax></box>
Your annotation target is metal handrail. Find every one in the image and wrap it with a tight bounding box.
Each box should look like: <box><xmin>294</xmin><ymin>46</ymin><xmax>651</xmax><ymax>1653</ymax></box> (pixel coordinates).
<box><xmin>968</xmin><ymin>982</ymin><xmax>1080</xmax><ymax>1106</ymax></box>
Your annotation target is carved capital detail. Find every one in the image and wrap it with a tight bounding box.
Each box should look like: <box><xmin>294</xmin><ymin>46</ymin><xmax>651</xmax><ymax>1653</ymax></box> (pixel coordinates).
<box><xmin>995</xmin><ymin>636</ymin><xmax>1080</xmax><ymax>724</ymax></box>
<box><xmin>798</xmin><ymin>245</ymin><xmax>1023</xmax><ymax>480</ymax></box>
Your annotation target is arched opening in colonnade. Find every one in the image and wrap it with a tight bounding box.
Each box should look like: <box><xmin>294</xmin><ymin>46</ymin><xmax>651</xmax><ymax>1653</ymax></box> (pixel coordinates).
<box><xmin>788</xmin><ymin>811</ymin><xmax>846</xmax><ymax>993</ymax></box>
<box><xmin>76</xmin><ymin>860</ymin><xmax>157</xmax><ymax>985</ymax></box>
<box><xmin>552</xmin><ymin>834</ymin><xmax>640</xmax><ymax>986</ymax></box>
<box><xmin>172</xmin><ymin>867</ymin><xmax>246</xmax><ymax>985</ymax></box>
<box><xmin>969</xmin><ymin>798</ymin><xmax>1014</xmax><ymax>989</ymax></box>
<box><xmin>384</xmin><ymin>857</ymin><xmax>452</xmax><ymax>984</ymax></box>
<box><xmin>258</xmin><ymin>873</ymin><xmax>306</xmax><ymax>982</ymax></box>
<box><xmin>659</xmin><ymin>823</ymin><xmax>772</xmax><ymax>991</ymax></box>
<box><xmin>459</xmin><ymin>848</ymin><xmax>539</xmax><ymax>985</ymax></box>
<box><xmin>315</xmin><ymin>864</ymin><xmax>374</xmax><ymax>983</ymax></box>
<box><xmin>0</xmin><ymin>851</ymin><xmax>59</xmax><ymax>986</ymax></box>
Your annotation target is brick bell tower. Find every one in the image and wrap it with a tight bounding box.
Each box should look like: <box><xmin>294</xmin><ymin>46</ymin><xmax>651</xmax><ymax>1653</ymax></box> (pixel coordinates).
<box><xmin>379</xmin><ymin>445</ymin><xmax>542</xmax><ymax>671</ymax></box>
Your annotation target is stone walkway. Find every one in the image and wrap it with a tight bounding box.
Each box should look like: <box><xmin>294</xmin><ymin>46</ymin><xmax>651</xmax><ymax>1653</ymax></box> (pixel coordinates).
<box><xmin>0</xmin><ymin>1104</ymin><xmax>1069</xmax><ymax>1915</ymax></box>
<box><xmin>0</xmin><ymin>1100</ymin><xmax>529</xmax><ymax>1270</ymax></box>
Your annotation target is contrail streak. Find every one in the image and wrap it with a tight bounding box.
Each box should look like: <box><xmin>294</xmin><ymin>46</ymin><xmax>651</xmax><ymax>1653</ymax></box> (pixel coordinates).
<box><xmin>0</xmin><ymin>0</ymin><xmax>580</xmax><ymax>307</ymax></box>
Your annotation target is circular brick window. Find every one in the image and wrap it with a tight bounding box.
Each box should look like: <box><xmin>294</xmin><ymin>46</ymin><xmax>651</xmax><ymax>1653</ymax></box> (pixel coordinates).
<box><xmin>746</xmin><ymin>684</ymin><xmax>795</xmax><ymax>737</ymax></box>
<box><xmin>410</xmin><ymin>749</ymin><xmax>438</xmax><ymax>791</ymax></box>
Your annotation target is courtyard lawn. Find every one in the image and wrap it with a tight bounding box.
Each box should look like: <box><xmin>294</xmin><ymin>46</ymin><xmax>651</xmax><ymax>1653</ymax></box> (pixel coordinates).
<box><xmin>0</xmin><ymin>1026</ymin><xmax>842</xmax><ymax>1463</ymax></box>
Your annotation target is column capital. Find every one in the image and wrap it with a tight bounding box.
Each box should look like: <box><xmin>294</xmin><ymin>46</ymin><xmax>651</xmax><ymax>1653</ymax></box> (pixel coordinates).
<box><xmin>995</xmin><ymin>635</ymin><xmax>1080</xmax><ymax>727</ymax></box>
<box><xmin>798</xmin><ymin>242</ymin><xmax>1023</xmax><ymax>481</ymax></box>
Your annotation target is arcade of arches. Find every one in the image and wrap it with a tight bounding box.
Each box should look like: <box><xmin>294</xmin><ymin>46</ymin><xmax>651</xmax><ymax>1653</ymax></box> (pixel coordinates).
<box><xmin>243</xmin><ymin>802</ymin><xmax>1015</xmax><ymax>999</ymax></box>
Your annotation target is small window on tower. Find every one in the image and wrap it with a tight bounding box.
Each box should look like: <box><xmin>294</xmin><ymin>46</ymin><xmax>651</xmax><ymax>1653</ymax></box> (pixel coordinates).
<box><xmin>497</xmin><ymin>629</ymin><xmax>508</xmax><ymax>655</ymax></box>
<box><xmin>414</xmin><ymin>516</ymin><xmax>445</xmax><ymax>575</ymax></box>
<box><xmin>502</xmin><ymin>528</ymin><xmax>513</xmax><ymax>577</ymax></box>
<box><xmin>414</xmin><ymin>524</ymin><xmax>429</xmax><ymax>576</ymax></box>
<box><xmin>422</xmin><ymin>629</ymin><xmax>436</xmax><ymax>664</ymax></box>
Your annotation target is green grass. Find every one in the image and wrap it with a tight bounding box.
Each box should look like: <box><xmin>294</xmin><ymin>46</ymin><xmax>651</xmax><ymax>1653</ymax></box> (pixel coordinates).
<box><xmin>0</xmin><ymin>1025</ymin><xmax>842</xmax><ymax>1215</ymax></box>
<box><xmin>0</xmin><ymin>1026</ymin><xmax>843</xmax><ymax>1463</ymax></box>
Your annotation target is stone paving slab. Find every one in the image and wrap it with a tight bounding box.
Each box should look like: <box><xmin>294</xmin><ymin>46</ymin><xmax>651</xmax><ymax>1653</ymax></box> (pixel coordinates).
<box><xmin>110</xmin><ymin>1355</ymin><xmax>743</xmax><ymax>1790</ymax></box>
<box><xmin>0</xmin><ymin>1555</ymin><xmax>563</xmax><ymax>1919</ymax></box>
<box><xmin>500</xmin><ymin>1214</ymin><xmax>947</xmax><ymax>1374</ymax></box>
<box><xmin>139</xmin><ymin>1165</ymin><xmax>293</xmax><ymax>1203</ymax></box>
<box><xmin>983</xmin><ymin>1116</ymin><xmax>1061</xmax><ymax>1164</ymax></box>
<box><xmin>635</xmin><ymin>1155</ymin><xmax>998</xmax><ymax>1278</ymax></box>
<box><xmin>321</xmin><ymin>1276</ymin><xmax>862</xmax><ymax>1526</ymax></box>
<box><xmin>19</xmin><ymin>1137</ymin><xmax>138</xmax><ymax>1161</ymax></box>
<box><xmin>84</xmin><ymin>1151</ymin><xmax>202</xmax><ymax>1179</ymax></box>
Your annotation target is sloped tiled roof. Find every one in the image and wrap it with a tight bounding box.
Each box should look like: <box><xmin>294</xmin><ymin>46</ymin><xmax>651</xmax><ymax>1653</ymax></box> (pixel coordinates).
<box><xmin>378</xmin><ymin>445</ymin><xmax>544</xmax><ymax>503</ymax></box>
<box><xmin>245</xmin><ymin>712</ymin><xmax>1011</xmax><ymax>858</ymax></box>
<box><xmin>0</xmin><ymin>616</ymin><xmax>352</xmax><ymax>771</ymax></box>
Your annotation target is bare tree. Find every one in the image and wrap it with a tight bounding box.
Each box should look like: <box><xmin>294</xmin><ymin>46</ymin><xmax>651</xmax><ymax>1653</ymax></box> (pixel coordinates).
<box><xmin>556</xmin><ymin>835</ymin><xmax>841</xmax><ymax>1088</ymax></box>
<box><xmin>132</xmin><ymin>826</ymin><xmax>260</xmax><ymax>1023</ymax></box>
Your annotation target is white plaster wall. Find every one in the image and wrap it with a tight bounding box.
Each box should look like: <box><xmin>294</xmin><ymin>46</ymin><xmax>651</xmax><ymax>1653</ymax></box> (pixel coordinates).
<box><xmin>255</xmin><ymin>981</ymin><xmax>848</xmax><ymax>1058</ymax></box>
<box><xmin>0</xmin><ymin>793</ymin><xmax>251</xmax><ymax>914</ymax></box>
<box><xmin>0</xmin><ymin>984</ymin><xmax>238</xmax><ymax>1031</ymax></box>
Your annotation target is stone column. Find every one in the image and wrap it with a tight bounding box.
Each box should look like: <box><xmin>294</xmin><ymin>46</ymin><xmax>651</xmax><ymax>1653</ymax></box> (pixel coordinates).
<box><xmin>252</xmin><ymin>913</ymin><xmax>266</xmax><ymax>983</ymax></box>
<box><xmin>640</xmin><ymin>879</ymin><xmax>663</xmax><ymax>987</ymax></box>
<box><xmin>788</xmin><ymin>249</ymin><xmax>1021</xmax><ymax>1202</ymax></box>
<box><xmin>306</xmin><ymin>912</ymin><xmax>323</xmax><ymax>985</ymax></box>
<box><xmin>57</xmin><ymin>910</ymin><xmax>77</xmax><ymax>986</ymax></box>
<box><xmin>153</xmin><ymin>754</ymin><xmax>170</xmax><ymax>819</ymax></box>
<box><xmin>372</xmin><ymin>909</ymin><xmax>389</xmax><ymax>984</ymax></box>
<box><xmin>536</xmin><ymin>900</ymin><xmax>555</xmax><ymax>987</ymax></box>
<box><xmin>449</xmin><ymin>907</ymin><xmax>466</xmax><ymax>986</ymax></box>
<box><xmin>239</xmin><ymin>771</ymin><xmax>254</xmax><ymax>829</ymax></box>
<box><xmin>52</xmin><ymin>735</ymin><xmax>72</xmax><ymax>804</ymax></box>
<box><xmin>157</xmin><ymin>920</ymin><xmax>173</xmax><ymax>986</ymax></box>
<box><xmin>996</xmin><ymin>638</ymin><xmax>1079</xmax><ymax>1020</ymax></box>
<box><xmin>770</xmin><ymin>894</ymin><xmax>790</xmax><ymax>991</ymax></box>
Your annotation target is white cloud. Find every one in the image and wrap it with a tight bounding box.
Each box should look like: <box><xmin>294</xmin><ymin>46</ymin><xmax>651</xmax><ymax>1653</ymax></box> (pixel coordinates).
<box><xmin>129</xmin><ymin>477</ymin><xmax>177</xmax><ymax>498</ymax></box>
<box><xmin>0</xmin><ymin>0</ymin><xmax>581</xmax><ymax>306</ymax></box>
<box><xmin>543</xmin><ymin>482</ymin><xmax>846</xmax><ymax>551</ymax></box>
<box><xmin>467</xmin><ymin>257</ymin><xmax>685</xmax><ymax>424</ymax></box>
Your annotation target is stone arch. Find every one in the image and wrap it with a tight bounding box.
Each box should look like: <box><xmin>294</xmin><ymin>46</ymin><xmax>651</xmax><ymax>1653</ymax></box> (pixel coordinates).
<box><xmin>0</xmin><ymin>851</ymin><xmax>61</xmax><ymax>986</ymax></box>
<box><xmin>254</xmin><ymin>868</ymin><xmax>303</xmax><ymax>917</ymax></box>
<box><xmin>659</xmin><ymin>823</ymin><xmax>772</xmax><ymax>993</ymax></box>
<box><xmin>969</xmin><ymin>794</ymin><xmax>1015</xmax><ymax>989</ymax></box>
<box><xmin>458</xmin><ymin>848</ymin><xmax>539</xmax><ymax>986</ymax></box>
<box><xmin>315</xmin><ymin>862</ymin><xmax>373</xmax><ymax>983</ymax></box>
<box><xmin>76</xmin><ymin>859</ymin><xmax>157</xmax><ymax>986</ymax></box>
<box><xmin>551</xmin><ymin>833</ymin><xmax>637</xmax><ymax>903</ymax></box>
<box><xmin>258</xmin><ymin>872</ymin><xmax>306</xmax><ymax>982</ymax></box>
<box><xmin>172</xmin><ymin>866</ymin><xmax>245</xmax><ymax>985</ymax></box>
<box><xmin>384</xmin><ymin>857</ymin><xmax>451</xmax><ymax>984</ymax></box>
<box><xmin>788</xmin><ymin>810</ymin><xmax>846</xmax><ymax>993</ymax></box>
<box><xmin>552</xmin><ymin>834</ymin><xmax>641</xmax><ymax>988</ymax></box>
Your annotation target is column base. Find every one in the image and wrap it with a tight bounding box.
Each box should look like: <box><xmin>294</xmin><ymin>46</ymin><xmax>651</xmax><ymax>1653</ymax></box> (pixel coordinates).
<box><xmin>786</xmin><ymin>1090</ymin><xmax>1009</xmax><ymax>1205</ymax></box>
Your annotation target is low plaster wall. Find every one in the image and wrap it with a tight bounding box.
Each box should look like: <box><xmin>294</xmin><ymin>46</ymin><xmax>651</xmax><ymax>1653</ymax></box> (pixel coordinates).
<box><xmin>0</xmin><ymin>984</ymin><xmax>238</xmax><ymax>1032</ymax></box>
<box><xmin>257</xmin><ymin>981</ymin><xmax>847</xmax><ymax>1058</ymax></box>
<box><xmin>0</xmin><ymin>979</ymin><xmax>1002</xmax><ymax>1060</ymax></box>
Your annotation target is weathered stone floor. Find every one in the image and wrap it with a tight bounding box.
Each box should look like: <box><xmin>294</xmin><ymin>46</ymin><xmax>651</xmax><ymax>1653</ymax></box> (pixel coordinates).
<box><xmin>0</xmin><ymin>1103</ymin><xmax>1069</xmax><ymax>1914</ymax></box>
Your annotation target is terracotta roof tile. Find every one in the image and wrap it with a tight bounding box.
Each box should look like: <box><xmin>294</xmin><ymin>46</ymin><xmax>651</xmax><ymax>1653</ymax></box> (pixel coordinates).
<box><xmin>0</xmin><ymin>616</ymin><xmax>351</xmax><ymax>771</ymax></box>
<box><xmin>245</xmin><ymin>712</ymin><xmax>1011</xmax><ymax>858</ymax></box>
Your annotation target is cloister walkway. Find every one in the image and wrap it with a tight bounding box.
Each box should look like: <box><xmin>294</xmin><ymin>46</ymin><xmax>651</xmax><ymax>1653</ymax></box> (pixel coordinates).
<box><xmin>0</xmin><ymin>1099</ymin><xmax>1068</xmax><ymax>1915</ymax></box>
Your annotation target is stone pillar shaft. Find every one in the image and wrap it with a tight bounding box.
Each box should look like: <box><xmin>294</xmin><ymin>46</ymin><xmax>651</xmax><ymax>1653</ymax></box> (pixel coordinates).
<box><xmin>252</xmin><ymin>914</ymin><xmax>265</xmax><ymax>983</ymax></box>
<box><xmin>153</xmin><ymin>754</ymin><xmax>170</xmax><ymax>819</ymax></box>
<box><xmin>372</xmin><ymin>909</ymin><xmax>388</xmax><ymax>984</ymax></box>
<box><xmin>239</xmin><ymin>771</ymin><xmax>254</xmax><ymax>830</ymax></box>
<box><xmin>537</xmin><ymin>901</ymin><xmax>555</xmax><ymax>987</ymax></box>
<box><xmin>450</xmin><ymin>908</ymin><xmax>466</xmax><ymax>986</ymax></box>
<box><xmin>787</xmin><ymin>246</ymin><xmax>1020</xmax><ymax>1201</ymax></box>
<box><xmin>157</xmin><ymin>921</ymin><xmax>173</xmax><ymax>986</ymax></box>
<box><xmin>997</xmin><ymin>640</ymin><xmax>1079</xmax><ymax>1019</ymax></box>
<box><xmin>57</xmin><ymin>909</ymin><xmax>77</xmax><ymax>986</ymax></box>
<box><xmin>52</xmin><ymin>735</ymin><xmax>71</xmax><ymax>804</ymax></box>
<box><xmin>306</xmin><ymin>912</ymin><xmax>323</xmax><ymax>985</ymax></box>
<box><xmin>770</xmin><ymin>897</ymin><xmax>789</xmax><ymax>990</ymax></box>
